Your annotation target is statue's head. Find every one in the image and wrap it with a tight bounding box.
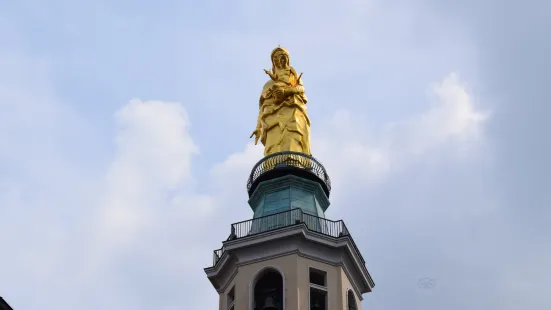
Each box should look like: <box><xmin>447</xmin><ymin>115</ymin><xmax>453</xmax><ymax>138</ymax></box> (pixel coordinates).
<box><xmin>271</xmin><ymin>47</ymin><xmax>290</xmax><ymax>70</ymax></box>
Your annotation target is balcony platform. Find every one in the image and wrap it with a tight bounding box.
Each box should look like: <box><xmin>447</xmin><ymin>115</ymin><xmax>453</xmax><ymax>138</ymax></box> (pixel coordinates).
<box><xmin>204</xmin><ymin>208</ymin><xmax>375</xmax><ymax>296</ymax></box>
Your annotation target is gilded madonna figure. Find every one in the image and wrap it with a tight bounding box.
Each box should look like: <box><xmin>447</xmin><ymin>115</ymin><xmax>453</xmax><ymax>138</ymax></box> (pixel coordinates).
<box><xmin>250</xmin><ymin>47</ymin><xmax>312</xmax><ymax>156</ymax></box>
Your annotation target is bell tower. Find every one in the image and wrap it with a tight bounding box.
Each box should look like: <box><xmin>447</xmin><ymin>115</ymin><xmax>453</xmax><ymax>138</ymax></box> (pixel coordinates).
<box><xmin>204</xmin><ymin>47</ymin><xmax>374</xmax><ymax>310</ymax></box>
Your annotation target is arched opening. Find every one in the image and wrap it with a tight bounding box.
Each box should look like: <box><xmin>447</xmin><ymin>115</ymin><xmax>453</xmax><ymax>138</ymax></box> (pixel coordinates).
<box><xmin>252</xmin><ymin>268</ymin><xmax>284</xmax><ymax>310</ymax></box>
<box><xmin>347</xmin><ymin>289</ymin><xmax>357</xmax><ymax>310</ymax></box>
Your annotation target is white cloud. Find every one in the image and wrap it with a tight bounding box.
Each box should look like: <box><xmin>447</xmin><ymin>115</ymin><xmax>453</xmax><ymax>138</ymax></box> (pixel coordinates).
<box><xmin>415</xmin><ymin>73</ymin><xmax>489</xmax><ymax>151</ymax></box>
<box><xmin>209</xmin><ymin>143</ymin><xmax>262</xmax><ymax>194</ymax></box>
<box><xmin>100</xmin><ymin>99</ymin><xmax>200</xmax><ymax>246</ymax></box>
<box><xmin>312</xmin><ymin>72</ymin><xmax>490</xmax><ymax>197</ymax></box>
<box><xmin>210</xmin><ymin>143</ymin><xmax>263</xmax><ymax>185</ymax></box>
<box><xmin>0</xmin><ymin>96</ymin><xmax>217</xmax><ymax>309</ymax></box>
<box><xmin>88</xmin><ymin>100</ymin><xmax>216</xmax><ymax>299</ymax></box>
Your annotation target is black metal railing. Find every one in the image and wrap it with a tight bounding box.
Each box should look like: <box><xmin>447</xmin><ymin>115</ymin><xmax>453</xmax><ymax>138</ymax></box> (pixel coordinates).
<box><xmin>230</xmin><ymin>209</ymin><xmax>346</xmax><ymax>238</ymax></box>
<box><xmin>246</xmin><ymin>151</ymin><xmax>331</xmax><ymax>196</ymax></box>
<box><xmin>213</xmin><ymin>248</ymin><xmax>224</xmax><ymax>266</ymax></box>
<box><xmin>211</xmin><ymin>208</ymin><xmax>365</xmax><ymax>267</ymax></box>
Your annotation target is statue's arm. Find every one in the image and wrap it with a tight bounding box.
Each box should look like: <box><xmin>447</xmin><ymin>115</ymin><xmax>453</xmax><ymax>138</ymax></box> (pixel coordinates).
<box><xmin>255</xmin><ymin>102</ymin><xmax>263</xmax><ymax>128</ymax></box>
<box><xmin>284</xmin><ymin>75</ymin><xmax>307</xmax><ymax>102</ymax></box>
<box><xmin>254</xmin><ymin>97</ymin><xmax>264</xmax><ymax>128</ymax></box>
<box><xmin>288</xmin><ymin>71</ymin><xmax>305</xmax><ymax>95</ymax></box>
<box><xmin>250</xmin><ymin>101</ymin><xmax>264</xmax><ymax>144</ymax></box>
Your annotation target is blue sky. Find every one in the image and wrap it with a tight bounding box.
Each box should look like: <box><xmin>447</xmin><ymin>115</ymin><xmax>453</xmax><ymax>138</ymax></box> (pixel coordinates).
<box><xmin>0</xmin><ymin>0</ymin><xmax>549</xmax><ymax>309</ymax></box>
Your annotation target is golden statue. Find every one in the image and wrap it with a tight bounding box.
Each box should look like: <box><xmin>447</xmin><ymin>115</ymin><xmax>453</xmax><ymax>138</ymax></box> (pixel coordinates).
<box><xmin>250</xmin><ymin>47</ymin><xmax>312</xmax><ymax>157</ymax></box>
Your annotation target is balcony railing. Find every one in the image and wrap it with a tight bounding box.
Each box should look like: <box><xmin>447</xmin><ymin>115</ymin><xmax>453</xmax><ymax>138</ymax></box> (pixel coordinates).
<box><xmin>212</xmin><ymin>208</ymin><xmax>365</xmax><ymax>267</ymax></box>
<box><xmin>246</xmin><ymin>151</ymin><xmax>331</xmax><ymax>197</ymax></box>
<box><xmin>212</xmin><ymin>248</ymin><xmax>224</xmax><ymax>266</ymax></box>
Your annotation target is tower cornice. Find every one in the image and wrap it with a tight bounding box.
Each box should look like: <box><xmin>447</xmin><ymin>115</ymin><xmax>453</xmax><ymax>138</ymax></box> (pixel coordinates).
<box><xmin>204</xmin><ymin>220</ymin><xmax>374</xmax><ymax>296</ymax></box>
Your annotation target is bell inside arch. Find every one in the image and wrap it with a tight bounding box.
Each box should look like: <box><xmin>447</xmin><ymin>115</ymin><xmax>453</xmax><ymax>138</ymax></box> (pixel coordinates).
<box><xmin>261</xmin><ymin>296</ymin><xmax>278</xmax><ymax>310</ymax></box>
<box><xmin>254</xmin><ymin>269</ymin><xmax>283</xmax><ymax>310</ymax></box>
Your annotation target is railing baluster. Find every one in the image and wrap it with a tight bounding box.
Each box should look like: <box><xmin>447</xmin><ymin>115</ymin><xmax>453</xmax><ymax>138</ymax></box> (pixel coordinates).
<box><xmin>214</xmin><ymin>208</ymin><xmax>366</xmax><ymax>267</ymax></box>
